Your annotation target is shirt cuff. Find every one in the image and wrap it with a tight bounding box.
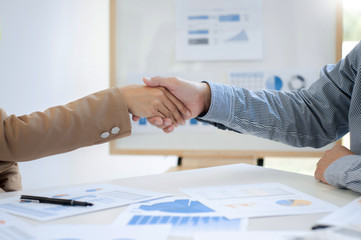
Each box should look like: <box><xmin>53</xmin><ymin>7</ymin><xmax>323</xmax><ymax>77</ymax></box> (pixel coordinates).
<box><xmin>324</xmin><ymin>155</ymin><xmax>360</xmax><ymax>188</ymax></box>
<box><xmin>198</xmin><ymin>81</ymin><xmax>234</xmax><ymax>125</ymax></box>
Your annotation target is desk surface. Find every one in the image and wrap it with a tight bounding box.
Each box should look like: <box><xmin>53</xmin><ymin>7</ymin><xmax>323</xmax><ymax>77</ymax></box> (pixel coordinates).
<box><xmin>1</xmin><ymin>163</ymin><xmax>360</xmax><ymax>232</ymax></box>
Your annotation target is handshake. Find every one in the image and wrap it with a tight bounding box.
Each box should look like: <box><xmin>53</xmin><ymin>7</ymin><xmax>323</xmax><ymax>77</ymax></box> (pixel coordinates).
<box><xmin>122</xmin><ymin>76</ymin><xmax>211</xmax><ymax>133</ymax></box>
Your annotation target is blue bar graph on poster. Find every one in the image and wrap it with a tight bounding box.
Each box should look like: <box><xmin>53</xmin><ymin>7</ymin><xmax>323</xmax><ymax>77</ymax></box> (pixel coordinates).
<box><xmin>219</xmin><ymin>14</ymin><xmax>240</xmax><ymax>22</ymax></box>
<box><xmin>188</xmin><ymin>15</ymin><xmax>209</xmax><ymax>20</ymax></box>
<box><xmin>188</xmin><ymin>30</ymin><xmax>209</xmax><ymax>35</ymax></box>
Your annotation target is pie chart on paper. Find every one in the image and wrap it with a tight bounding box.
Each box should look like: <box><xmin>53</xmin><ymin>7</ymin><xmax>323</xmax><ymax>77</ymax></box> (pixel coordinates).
<box><xmin>266</xmin><ymin>75</ymin><xmax>283</xmax><ymax>90</ymax></box>
<box><xmin>276</xmin><ymin>199</ymin><xmax>312</xmax><ymax>207</ymax></box>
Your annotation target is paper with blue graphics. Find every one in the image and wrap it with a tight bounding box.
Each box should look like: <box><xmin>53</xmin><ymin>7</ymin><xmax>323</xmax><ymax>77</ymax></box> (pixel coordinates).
<box><xmin>113</xmin><ymin>197</ymin><xmax>248</xmax><ymax>237</ymax></box>
<box><xmin>0</xmin><ymin>212</ymin><xmax>36</xmax><ymax>240</ymax></box>
<box><xmin>195</xmin><ymin>227</ymin><xmax>361</xmax><ymax>240</ymax></box>
<box><xmin>195</xmin><ymin>231</ymin><xmax>315</xmax><ymax>240</ymax></box>
<box><xmin>0</xmin><ymin>184</ymin><xmax>168</xmax><ymax>221</ymax></box>
<box><xmin>180</xmin><ymin>183</ymin><xmax>338</xmax><ymax>219</ymax></box>
<box><xmin>175</xmin><ymin>0</ymin><xmax>263</xmax><ymax>61</ymax></box>
<box><xmin>35</xmin><ymin>225</ymin><xmax>170</xmax><ymax>240</ymax></box>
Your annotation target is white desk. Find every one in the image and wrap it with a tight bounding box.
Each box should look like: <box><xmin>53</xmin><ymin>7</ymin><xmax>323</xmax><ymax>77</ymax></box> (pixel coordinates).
<box><xmin>1</xmin><ymin>163</ymin><xmax>360</xmax><ymax>233</ymax></box>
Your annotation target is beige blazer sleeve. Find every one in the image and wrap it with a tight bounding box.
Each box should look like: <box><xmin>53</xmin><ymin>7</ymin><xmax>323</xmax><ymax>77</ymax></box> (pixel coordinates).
<box><xmin>0</xmin><ymin>87</ymin><xmax>132</xmax><ymax>192</ymax></box>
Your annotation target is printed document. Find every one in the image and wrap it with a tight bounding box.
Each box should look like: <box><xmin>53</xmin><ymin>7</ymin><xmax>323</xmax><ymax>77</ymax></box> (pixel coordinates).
<box><xmin>181</xmin><ymin>182</ymin><xmax>337</xmax><ymax>219</ymax></box>
<box><xmin>0</xmin><ymin>183</ymin><xmax>168</xmax><ymax>221</ymax></box>
<box><xmin>113</xmin><ymin>197</ymin><xmax>248</xmax><ymax>237</ymax></box>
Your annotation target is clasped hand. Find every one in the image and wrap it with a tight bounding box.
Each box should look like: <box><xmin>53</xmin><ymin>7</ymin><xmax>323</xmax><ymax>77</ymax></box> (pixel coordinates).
<box><xmin>123</xmin><ymin>76</ymin><xmax>211</xmax><ymax>128</ymax></box>
<box><xmin>121</xmin><ymin>84</ymin><xmax>191</xmax><ymax>127</ymax></box>
<box><xmin>131</xmin><ymin>77</ymin><xmax>211</xmax><ymax>132</ymax></box>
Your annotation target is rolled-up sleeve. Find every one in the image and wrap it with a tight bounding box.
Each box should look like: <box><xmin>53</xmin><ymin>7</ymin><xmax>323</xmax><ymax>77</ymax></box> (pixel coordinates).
<box><xmin>197</xmin><ymin>56</ymin><xmax>353</xmax><ymax>148</ymax></box>
<box><xmin>324</xmin><ymin>155</ymin><xmax>361</xmax><ymax>193</ymax></box>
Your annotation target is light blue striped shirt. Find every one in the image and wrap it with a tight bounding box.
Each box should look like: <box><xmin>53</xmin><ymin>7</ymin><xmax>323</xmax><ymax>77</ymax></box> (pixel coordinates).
<box><xmin>197</xmin><ymin>41</ymin><xmax>361</xmax><ymax>193</ymax></box>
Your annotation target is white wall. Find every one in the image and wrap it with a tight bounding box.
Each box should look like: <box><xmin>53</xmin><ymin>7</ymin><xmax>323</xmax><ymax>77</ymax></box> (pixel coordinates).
<box><xmin>0</xmin><ymin>0</ymin><xmax>176</xmax><ymax>190</ymax></box>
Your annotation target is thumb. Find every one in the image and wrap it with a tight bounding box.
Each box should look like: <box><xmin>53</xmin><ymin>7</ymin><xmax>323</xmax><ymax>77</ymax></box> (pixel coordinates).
<box><xmin>143</xmin><ymin>77</ymin><xmax>160</xmax><ymax>87</ymax></box>
<box><xmin>143</xmin><ymin>76</ymin><xmax>173</xmax><ymax>88</ymax></box>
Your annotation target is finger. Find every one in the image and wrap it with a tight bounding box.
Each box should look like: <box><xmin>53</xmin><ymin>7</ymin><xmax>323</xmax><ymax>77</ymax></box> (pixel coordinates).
<box><xmin>143</xmin><ymin>76</ymin><xmax>176</xmax><ymax>91</ymax></box>
<box><xmin>147</xmin><ymin>117</ymin><xmax>169</xmax><ymax>129</ymax></box>
<box><xmin>163</xmin><ymin>125</ymin><xmax>175</xmax><ymax>133</ymax></box>
<box><xmin>132</xmin><ymin>115</ymin><xmax>141</xmax><ymax>122</ymax></box>
<box><xmin>314</xmin><ymin>168</ymin><xmax>327</xmax><ymax>184</ymax></box>
<box><xmin>156</xmin><ymin>104</ymin><xmax>178</xmax><ymax>126</ymax></box>
<box><xmin>160</xmin><ymin>93</ymin><xmax>184</xmax><ymax>125</ymax></box>
<box><xmin>163</xmin><ymin>89</ymin><xmax>191</xmax><ymax>122</ymax></box>
<box><xmin>145</xmin><ymin>82</ymin><xmax>184</xmax><ymax>124</ymax></box>
<box><xmin>143</xmin><ymin>77</ymin><xmax>161</xmax><ymax>87</ymax></box>
<box><xmin>314</xmin><ymin>169</ymin><xmax>320</xmax><ymax>180</ymax></box>
<box><xmin>163</xmin><ymin>118</ymin><xmax>172</xmax><ymax>126</ymax></box>
<box><xmin>147</xmin><ymin>116</ymin><xmax>164</xmax><ymax>126</ymax></box>
<box><xmin>146</xmin><ymin>115</ymin><xmax>175</xmax><ymax>133</ymax></box>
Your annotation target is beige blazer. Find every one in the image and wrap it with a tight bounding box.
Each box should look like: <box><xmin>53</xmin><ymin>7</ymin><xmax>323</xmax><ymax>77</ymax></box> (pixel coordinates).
<box><xmin>0</xmin><ymin>87</ymin><xmax>131</xmax><ymax>192</ymax></box>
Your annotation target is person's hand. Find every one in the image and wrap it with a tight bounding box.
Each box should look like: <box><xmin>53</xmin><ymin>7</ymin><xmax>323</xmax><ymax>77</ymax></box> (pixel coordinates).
<box><xmin>314</xmin><ymin>144</ymin><xmax>355</xmax><ymax>184</ymax></box>
<box><xmin>132</xmin><ymin>76</ymin><xmax>211</xmax><ymax>133</ymax></box>
<box><xmin>121</xmin><ymin>84</ymin><xmax>190</xmax><ymax>126</ymax></box>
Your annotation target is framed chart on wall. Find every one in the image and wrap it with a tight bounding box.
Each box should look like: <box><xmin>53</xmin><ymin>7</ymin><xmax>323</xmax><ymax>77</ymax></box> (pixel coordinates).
<box><xmin>109</xmin><ymin>0</ymin><xmax>343</xmax><ymax>159</ymax></box>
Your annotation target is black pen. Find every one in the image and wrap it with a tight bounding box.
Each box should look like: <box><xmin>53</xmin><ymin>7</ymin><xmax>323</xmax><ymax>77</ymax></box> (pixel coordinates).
<box><xmin>311</xmin><ymin>224</ymin><xmax>332</xmax><ymax>230</ymax></box>
<box><xmin>20</xmin><ymin>195</ymin><xmax>93</xmax><ymax>207</ymax></box>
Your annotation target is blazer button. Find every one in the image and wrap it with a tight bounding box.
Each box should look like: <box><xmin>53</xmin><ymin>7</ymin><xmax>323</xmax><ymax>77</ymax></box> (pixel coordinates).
<box><xmin>111</xmin><ymin>127</ymin><xmax>120</xmax><ymax>134</ymax></box>
<box><xmin>100</xmin><ymin>132</ymin><xmax>110</xmax><ymax>139</ymax></box>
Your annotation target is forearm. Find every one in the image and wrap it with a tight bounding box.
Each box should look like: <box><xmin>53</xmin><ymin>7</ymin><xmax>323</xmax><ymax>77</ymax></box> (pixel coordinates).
<box><xmin>197</xmin><ymin>58</ymin><xmax>355</xmax><ymax>148</ymax></box>
<box><xmin>0</xmin><ymin>87</ymin><xmax>131</xmax><ymax>162</ymax></box>
<box><xmin>198</xmin><ymin>82</ymin><xmax>337</xmax><ymax>147</ymax></box>
<box><xmin>196</xmin><ymin>42</ymin><xmax>361</xmax><ymax>147</ymax></box>
<box><xmin>324</xmin><ymin>155</ymin><xmax>361</xmax><ymax>193</ymax></box>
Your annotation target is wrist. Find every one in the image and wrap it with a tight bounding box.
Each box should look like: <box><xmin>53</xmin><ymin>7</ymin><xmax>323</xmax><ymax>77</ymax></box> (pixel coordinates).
<box><xmin>119</xmin><ymin>85</ymin><xmax>132</xmax><ymax>113</ymax></box>
<box><xmin>200</xmin><ymin>82</ymin><xmax>211</xmax><ymax>114</ymax></box>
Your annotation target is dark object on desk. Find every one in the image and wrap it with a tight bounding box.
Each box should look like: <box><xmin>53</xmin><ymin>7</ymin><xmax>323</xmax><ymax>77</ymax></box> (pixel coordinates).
<box><xmin>311</xmin><ymin>224</ymin><xmax>332</xmax><ymax>230</ymax></box>
<box><xmin>20</xmin><ymin>195</ymin><xmax>93</xmax><ymax>207</ymax></box>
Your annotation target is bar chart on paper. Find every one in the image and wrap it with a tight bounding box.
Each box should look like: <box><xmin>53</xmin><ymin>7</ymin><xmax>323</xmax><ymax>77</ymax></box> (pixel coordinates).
<box><xmin>113</xmin><ymin>198</ymin><xmax>247</xmax><ymax>236</ymax></box>
<box><xmin>128</xmin><ymin>215</ymin><xmax>240</xmax><ymax>231</ymax></box>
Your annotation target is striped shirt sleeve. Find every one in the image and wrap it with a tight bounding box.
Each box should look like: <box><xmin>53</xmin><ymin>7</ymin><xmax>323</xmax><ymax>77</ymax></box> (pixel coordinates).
<box><xmin>324</xmin><ymin>155</ymin><xmax>361</xmax><ymax>193</ymax></box>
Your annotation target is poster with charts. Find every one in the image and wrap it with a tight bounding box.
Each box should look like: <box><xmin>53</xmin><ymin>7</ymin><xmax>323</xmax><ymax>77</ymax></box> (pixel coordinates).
<box><xmin>228</xmin><ymin>68</ymin><xmax>320</xmax><ymax>91</ymax></box>
<box><xmin>113</xmin><ymin>197</ymin><xmax>248</xmax><ymax>237</ymax></box>
<box><xmin>175</xmin><ymin>0</ymin><xmax>263</xmax><ymax>61</ymax></box>
<box><xmin>0</xmin><ymin>184</ymin><xmax>168</xmax><ymax>221</ymax></box>
<box><xmin>180</xmin><ymin>183</ymin><xmax>338</xmax><ymax>219</ymax></box>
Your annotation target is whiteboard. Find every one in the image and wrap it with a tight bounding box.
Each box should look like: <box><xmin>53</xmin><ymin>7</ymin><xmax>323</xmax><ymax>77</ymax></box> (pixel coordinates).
<box><xmin>110</xmin><ymin>0</ymin><xmax>342</xmax><ymax>158</ymax></box>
